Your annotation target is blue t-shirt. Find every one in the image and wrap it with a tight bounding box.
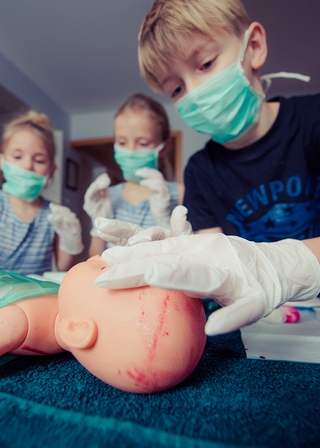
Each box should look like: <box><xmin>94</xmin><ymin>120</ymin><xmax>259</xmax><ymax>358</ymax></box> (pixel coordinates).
<box><xmin>183</xmin><ymin>94</ymin><xmax>320</xmax><ymax>242</ymax></box>
<box><xmin>0</xmin><ymin>191</ymin><xmax>55</xmax><ymax>275</ymax></box>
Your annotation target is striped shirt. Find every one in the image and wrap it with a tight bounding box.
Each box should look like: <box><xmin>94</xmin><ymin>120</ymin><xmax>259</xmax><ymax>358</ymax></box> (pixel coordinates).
<box><xmin>107</xmin><ymin>181</ymin><xmax>179</xmax><ymax>247</ymax></box>
<box><xmin>0</xmin><ymin>191</ymin><xmax>55</xmax><ymax>275</ymax></box>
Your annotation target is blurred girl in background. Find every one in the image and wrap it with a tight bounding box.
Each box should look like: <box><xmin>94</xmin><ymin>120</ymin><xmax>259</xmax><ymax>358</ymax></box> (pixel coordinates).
<box><xmin>84</xmin><ymin>93</ymin><xmax>183</xmax><ymax>256</ymax></box>
<box><xmin>0</xmin><ymin>110</ymin><xmax>83</xmax><ymax>275</ymax></box>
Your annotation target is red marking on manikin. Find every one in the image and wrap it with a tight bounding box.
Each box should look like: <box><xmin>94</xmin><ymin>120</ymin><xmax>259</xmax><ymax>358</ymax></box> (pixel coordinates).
<box><xmin>21</xmin><ymin>345</ymin><xmax>50</xmax><ymax>355</ymax></box>
<box><xmin>126</xmin><ymin>368</ymin><xmax>160</xmax><ymax>391</ymax></box>
<box><xmin>148</xmin><ymin>294</ymin><xmax>170</xmax><ymax>361</ymax></box>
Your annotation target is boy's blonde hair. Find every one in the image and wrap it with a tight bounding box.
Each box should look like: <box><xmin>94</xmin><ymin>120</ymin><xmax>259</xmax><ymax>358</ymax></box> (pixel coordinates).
<box><xmin>138</xmin><ymin>0</ymin><xmax>251</xmax><ymax>92</ymax></box>
<box><xmin>1</xmin><ymin>110</ymin><xmax>56</xmax><ymax>166</ymax></box>
<box><xmin>115</xmin><ymin>93</ymin><xmax>170</xmax><ymax>142</ymax></box>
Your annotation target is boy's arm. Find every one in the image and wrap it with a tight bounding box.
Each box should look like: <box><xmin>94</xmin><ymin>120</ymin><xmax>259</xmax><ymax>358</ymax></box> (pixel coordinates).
<box><xmin>195</xmin><ymin>227</ymin><xmax>223</xmax><ymax>234</ymax></box>
<box><xmin>302</xmin><ymin>237</ymin><xmax>320</xmax><ymax>262</ymax></box>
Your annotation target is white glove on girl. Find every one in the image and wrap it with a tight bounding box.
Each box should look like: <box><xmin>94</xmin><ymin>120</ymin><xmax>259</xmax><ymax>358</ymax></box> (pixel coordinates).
<box><xmin>94</xmin><ymin>205</ymin><xmax>192</xmax><ymax>246</ymax></box>
<box><xmin>83</xmin><ymin>173</ymin><xmax>113</xmax><ymax>237</ymax></box>
<box><xmin>48</xmin><ymin>203</ymin><xmax>84</xmax><ymax>255</ymax></box>
<box><xmin>95</xmin><ymin>233</ymin><xmax>320</xmax><ymax>336</ymax></box>
<box><xmin>136</xmin><ymin>167</ymin><xmax>171</xmax><ymax>228</ymax></box>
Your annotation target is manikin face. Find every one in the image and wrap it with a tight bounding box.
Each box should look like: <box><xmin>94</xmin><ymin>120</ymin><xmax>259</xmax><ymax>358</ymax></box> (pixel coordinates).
<box><xmin>57</xmin><ymin>256</ymin><xmax>207</xmax><ymax>393</ymax></box>
<box><xmin>114</xmin><ymin>109</ymin><xmax>162</xmax><ymax>151</ymax></box>
<box><xmin>2</xmin><ymin>129</ymin><xmax>53</xmax><ymax>177</ymax></box>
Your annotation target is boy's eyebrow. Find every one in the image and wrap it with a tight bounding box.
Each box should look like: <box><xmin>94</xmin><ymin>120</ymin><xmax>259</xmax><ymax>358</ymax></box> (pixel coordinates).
<box><xmin>160</xmin><ymin>41</ymin><xmax>218</xmax><ymax>89</ymax></box>
<box><xmin>160</xmin><ymin>48</ymin><xmax>200</xmax><ymax>88</ymax></box>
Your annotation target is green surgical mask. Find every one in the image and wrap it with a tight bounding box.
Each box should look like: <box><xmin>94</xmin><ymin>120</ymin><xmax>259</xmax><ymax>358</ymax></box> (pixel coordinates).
<box><xmin>1</xmin><ymin>160</ymin><xmax>48</xmax><ymax>201</ymax></box>
<box><xmin>0</xmin><ymin>270</ymin><xmax>59</xmax><ymax>308</ymax></box>
<box><xmin>176</xmin><ymin>30</ymin><xmax>310</xmax><ymax>145</ymax></box>
<box><xmin>114</xmin><ymin>143</ymin><xmax>164</xmax><ymax>182</ymax></box>
<box><xmin>175</xmin><ymin>30</ymin><xmax>264</xmax><ymax>144</ymax></box>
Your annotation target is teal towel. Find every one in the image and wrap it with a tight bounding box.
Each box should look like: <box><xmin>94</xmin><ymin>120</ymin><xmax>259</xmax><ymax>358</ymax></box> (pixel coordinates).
<box><xmin>1</xmin><ymin>299</ymin><xmax>320</xmax><ymax>448</ymax></box>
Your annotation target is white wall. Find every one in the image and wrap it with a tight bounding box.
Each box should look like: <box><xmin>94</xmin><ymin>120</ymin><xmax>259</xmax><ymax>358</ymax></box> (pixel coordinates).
<box><xmin>70</xmin><ymin>103</ymin><xmax>209</xmax><ymax>174</ymax></box>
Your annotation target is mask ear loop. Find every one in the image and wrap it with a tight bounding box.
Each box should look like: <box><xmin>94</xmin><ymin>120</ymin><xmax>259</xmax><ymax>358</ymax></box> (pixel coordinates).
<box><xmin>240</xmin><ymin>28</ymin><xmax>311</xmax><ymax>94</ymax></box>
<box><xmin>239</xmin><ymin>29</ymin><xmax>251</xmax><ymax>64</ymax></box>
<box><xmin>260</xmin><ymin>72</ymin><xmax>310</xmax><ymax>93</ymax></box>
<box><xmin>154</xmin><ymin>142</ymin><xmax>166</xmax><ymax>154</ymax></box>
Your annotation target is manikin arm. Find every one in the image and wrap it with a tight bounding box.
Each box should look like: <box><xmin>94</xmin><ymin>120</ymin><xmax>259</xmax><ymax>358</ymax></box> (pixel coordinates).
<box><xmin>0</xmin><ymin>305</ymin><xmax>28</xmax><ymax>356</ymax></box>
<box><xmin>0</xmin><ymin>296</ymin><xmax>62</xmax><ymax>356</ymax></box>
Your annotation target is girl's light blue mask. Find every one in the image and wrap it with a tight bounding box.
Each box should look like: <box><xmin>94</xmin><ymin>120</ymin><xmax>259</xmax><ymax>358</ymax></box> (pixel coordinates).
<box><xmin>114</xmin><ymin>143</ymin><xmax>165</xmax><ymax>182</ymax></box>
<box><xmin>1</xmin><ymin>159</ymin><xmax>48</xmax><ymax>202</ymax></box>
<box><xmin>175</xmin><ymin>30</ymin><xmax>264</xmax><ymax>145</ymax></box>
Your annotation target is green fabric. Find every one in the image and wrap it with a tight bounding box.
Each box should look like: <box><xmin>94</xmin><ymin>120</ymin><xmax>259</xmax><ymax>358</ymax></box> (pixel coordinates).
<box><xmin>0</xmin><ymin>299</ymin><xmax>320</xmax><ymax>448</ymax></box>
<box><xmin>0</xmin><ymin>270</ymin><xmax>59</xmax><ymax>308</ymax></box>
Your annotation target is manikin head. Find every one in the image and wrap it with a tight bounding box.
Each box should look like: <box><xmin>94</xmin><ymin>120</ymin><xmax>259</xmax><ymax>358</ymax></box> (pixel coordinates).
<box><xmin>56</xmin><ymin>256</ymin><xmax>207</xmax><ymax>393</ymax></box>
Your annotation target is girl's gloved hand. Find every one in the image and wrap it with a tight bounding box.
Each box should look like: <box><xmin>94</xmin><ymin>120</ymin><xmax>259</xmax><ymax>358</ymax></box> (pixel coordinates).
<box><xmin>95</xmin><ymin>233</ymin><xmax>320</xmax><ymax>336</ymax></box>
<box><xmin>83</xmin><ymin>173</ymin><xmax>113</xmax><ymax>237</ymax></box>
<box><xmin>94</xmin><ymin>205</ymin><xmax>192</xmax><ymax>246</ymax></box>
<box><xmin>48</xmin><ymin>203</ymin><xmax>84</xmax><ymax>255</ymax></box>
<box><xmin>136</xmin><ymin>167</ymin><xmax>171</xmax><ymax>228</ymax></box>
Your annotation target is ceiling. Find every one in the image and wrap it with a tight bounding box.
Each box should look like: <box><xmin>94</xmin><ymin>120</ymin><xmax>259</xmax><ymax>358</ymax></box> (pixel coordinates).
<box><xmin>0</xmin><ymin>0</ymin><xmax>319</xmax><ymax>116</ymax></box>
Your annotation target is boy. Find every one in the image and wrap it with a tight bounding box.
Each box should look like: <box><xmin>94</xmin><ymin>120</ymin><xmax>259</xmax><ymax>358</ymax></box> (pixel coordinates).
<box><xmin>94</xmin><ymin>0</ymin><xmax>320</xmax><ymax>335</ymax></box>
<box><xmin>138</xmin><ymin>0</ymin><xmax>320</xmax><ymax>242</ymax></box>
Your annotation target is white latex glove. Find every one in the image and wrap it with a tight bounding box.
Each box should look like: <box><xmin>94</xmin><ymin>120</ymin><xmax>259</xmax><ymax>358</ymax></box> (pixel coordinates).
<box><xmin>94</xmin><ymin>205</ymin><xmax>192</xmax><ymax>246</ymax></box>
<box><xmin>136</xmin><ymin>167</ymin><xmax>171</xmax><ymax>228</ymax></box>
<box><xmin>83</xmin><ymin>173</ymin><xmax>113</xmax><ymax>237</ymax></box>
<box><xmin>48</xmin><ymin>203</ymin><xmax>84</xmax><ymax>255</ymax></box>
<box><xmin>95</xmin><ymin>233</ymin><xmax>320</xmax><ymax>336</ymax></box>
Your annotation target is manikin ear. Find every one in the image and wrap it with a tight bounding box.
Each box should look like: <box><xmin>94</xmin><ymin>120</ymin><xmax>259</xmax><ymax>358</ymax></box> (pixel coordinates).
<box><xmin>246</xmin><ymin>21</ymin><xmax>268</xmax><ymax>71</ymax></box>
<box><xmin>57</xmin><ymin>318</ymin><xmax>98</xmax><ymax>350</ymax></box>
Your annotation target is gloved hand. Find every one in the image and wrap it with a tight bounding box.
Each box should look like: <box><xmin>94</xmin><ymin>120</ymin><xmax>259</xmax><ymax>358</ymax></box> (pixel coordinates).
<box><xmin>48</xmin><ymin>203</ymin><xmax>84</xmax><ymax>255</ymax></box>
<box><xmin>95</xmin><ymin>233</ymin><xmax>320</xmax><ymax>336</ymax></box>
<box><xmin>83</xmin><ymin>173</ymin><xmax>113</xmax><ymax>237</ymax></box>
<box><xmin>94</xmin><ymin>205</ymin><xmax>192</xmax><ymax>246</ymax></box>
<box><xmin>136</xmin><ymin>167</ymin><xmax>171</xmax><ymax>228</ymax></box>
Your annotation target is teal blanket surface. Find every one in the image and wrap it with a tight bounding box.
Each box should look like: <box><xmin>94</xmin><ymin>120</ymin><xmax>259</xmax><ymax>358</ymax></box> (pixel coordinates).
<box><xmin>1</xmin><ymin>299</ymin><xmax>320</xmax><ymax>448</ymax></box>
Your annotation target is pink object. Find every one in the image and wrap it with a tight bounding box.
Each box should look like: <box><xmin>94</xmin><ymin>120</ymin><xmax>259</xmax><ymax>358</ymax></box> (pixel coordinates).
<box><xmin>1</xmin><ymin>256</ymin><xmax>207</xmax><ymax>394</ymax></box>
<box><xmin>280</xmin><ymin>305</ymin><xmax>300</xmax><ymax>323</ymax></box>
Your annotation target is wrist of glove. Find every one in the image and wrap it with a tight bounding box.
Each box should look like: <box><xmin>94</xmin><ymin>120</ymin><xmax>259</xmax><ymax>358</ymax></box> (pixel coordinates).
<box><xmin>94</xmin><ymin>233</ymin><xmax>320</xmax><ymax>336</ymax></box>
<box><xmin>83</xmin><ymin>173</ymin><xmax>113</xmax><ymax>237</ymax></box>
<box><xmin>48</xmin><ymin>203</ymin><xmax>84</xmax><ymax>255</ymax></box>
<box><xmin>95</xmin><ymin>218</ymin><xmax>144</xmax><ymax>246</ymax></box>
<box><xmin>136</xmin><ymin>168</ymin><xmax>171</xmax><ymax>228</ymax></box>
<box><xmin>128</xmin><ymin>205</ymin><xmax>192</xmax><ymax>245</ymax></box>
<box><xmin>94</xmin><ymin>205</ymin><xmax>192</xmax><ymax>247</ymax></box>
